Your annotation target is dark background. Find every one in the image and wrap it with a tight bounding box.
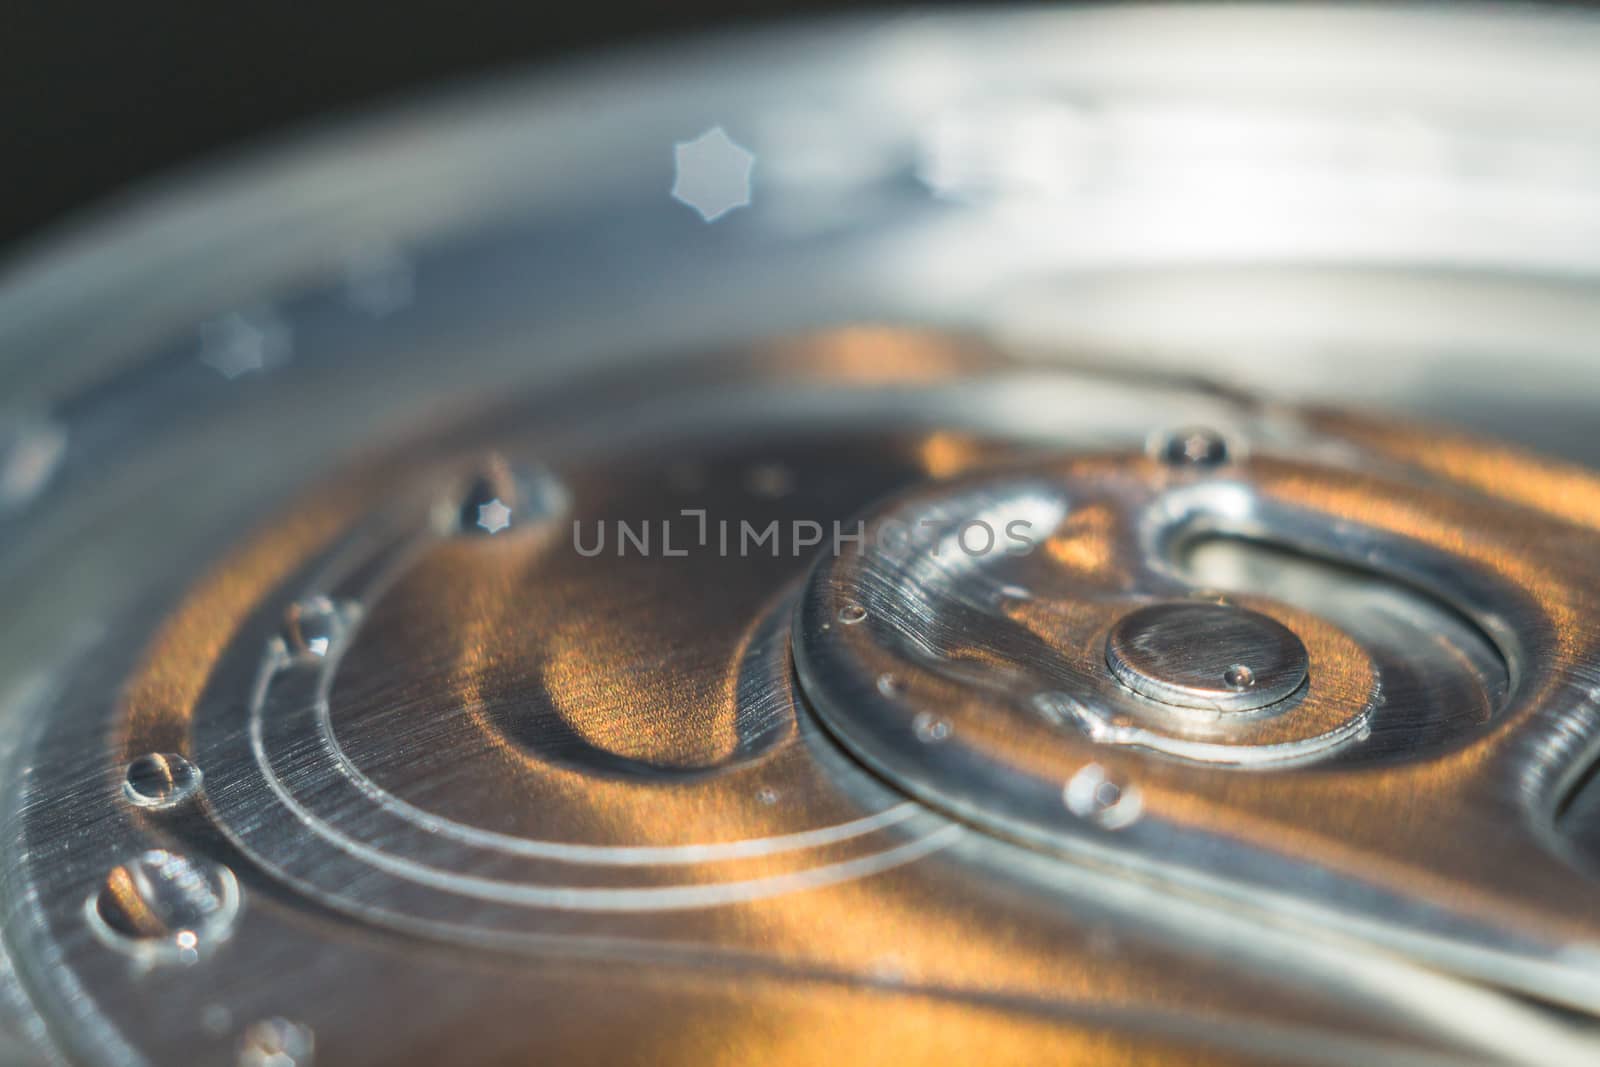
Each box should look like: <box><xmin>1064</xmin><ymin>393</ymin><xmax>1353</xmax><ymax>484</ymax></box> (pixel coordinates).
<box><xmin>2</xmin><ymin>2</ymin><xmax>873</xmax><ymax>258</ymax></box>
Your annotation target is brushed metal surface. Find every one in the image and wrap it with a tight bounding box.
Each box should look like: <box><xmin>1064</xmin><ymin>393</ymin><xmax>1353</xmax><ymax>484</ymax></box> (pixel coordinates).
<box><xmin>4</xmin><ymin>6</ymin><xmax>1600</xmax><ymax>1066</ymax></box>
<box><xmin>1104</xmin><ymin>602</ymin><xmax>1311</xmax><ymax>713</ymax></box>
<box><xmin>0</xmin><ymin>339</ymin><xmax>1595</xmax><ymax>1065</ymax></box>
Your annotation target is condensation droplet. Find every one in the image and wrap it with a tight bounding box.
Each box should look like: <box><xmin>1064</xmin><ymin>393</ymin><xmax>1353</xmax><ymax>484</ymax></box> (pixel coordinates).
<box><xmin>89</xmin><ymin>850</ymin><xmax>240</xmax><ymax>963</ymax></box>
<box><xmin>876</xmin><ymin>673</ymin><xmax>904</xmax><ymax>697</ymax></box>
<box><xmin>1158</xmin><ymin>427</ymin><xmax>1229</xmax><ymax>468</ymax></box>
<box><xmin>912</xmin><ymin>711</ymin><xmax>952</xmax><ymax>743</ymax></box>
<box><xmin>238</xmin><ymin>1018</ymin><xmax>315</xmax><ymax>1067</ymax></box>
<box><xmin>122</xmin><ymin>753</ymin><xmax>203</xmax><ymax>809</ymax></box>
<box><xmin>473</xmin><ymin>496</ymin><xmax>513</xmax><ymax>535</ymax></box>
<box><xmin>453</xmin><ymin>458</ymin><xmax>567</xmax><ymax>536</ymax></box>
<box><xmin>282</xmin><ymin>596</ymin><xmax>346</xmax><ymax>659</ymax></box>
<box><xmin>459</xmin><ymin>465</ymin><xmax>515</xmax><ymax>535</ymax></box>
<box><xmin>756</xmin><ymin>786</ymin><xmax>780</xmax><ymax>806</ymax></box>
<box><xmin>1063</xmin><ymin>763</ymin><xmax>1142</xmax><ymax>830</ymax></box>
<box><xmin>838</xmin><ymin>603</ymin><xmax>867</xmax><ymax>625</ymax></box>
<box><xmin>1224</xmin><ymin>663</ymin><xmax>1256</xmax><ymax>691</ymax></box>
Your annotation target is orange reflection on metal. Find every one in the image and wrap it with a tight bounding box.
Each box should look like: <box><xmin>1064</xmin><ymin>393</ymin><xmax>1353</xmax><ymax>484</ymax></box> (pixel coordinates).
<box><xmin>762</xmin><ymin>328</ymin><xmax>1006</xmax><ymax>385</ymax></box>
<box><xmin>1043</xmin><ymin>501</ymin><xmax>1117</xmax><ymax>579</ymax></box>
<box><xmin>1313</xmin><ymin>410</ymin><xmax>1600</xmax><ymax>533</ymax></box>
<box><xmin>917</xmin><ymin>431</ymin><xmax>985</xmax><ymax>479</ymax></box>
<box><xmin>120</xmin><ymin>501</ymin><xmax>368</xmax><ymax>756</ymax></box>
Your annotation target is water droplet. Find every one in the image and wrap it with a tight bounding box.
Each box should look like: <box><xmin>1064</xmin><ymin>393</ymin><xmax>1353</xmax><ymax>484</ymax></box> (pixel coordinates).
<box><xmin>756</xmin><ymin>786</ymin><xmax>780</xmax><ymax>806</ymax></box>
<box><xmin>1158</xmin><ymin>427</ymin><xmax>1229</xmax><ymax>468</ymax></box>
<box><xmin>89</xmin><ymin>850</ymin><xmax>240</xmax><ymax>962</ymax></box>
<box><xmin>876</xmin><ymin>673</ymin><xmax>904</xmax><ymax>697</ymax></box>
<box><xmin>282</xmin><ymin>596</ymin><xmax>346</xmax><ymax>659</ymax></box>
<box><xmin>474</xmin><ymin>496</ymin><xmax>513</xmax><ymax>535</ymax></box>
<box><xmin>1063</xmin><ymin>763</ymin><xmax>1142</xmax><ymax>829</ymax></box>
<box><xmin>1224</xmin><ymin>663</ymin><xmax>1256</xmax><ymax>691</ymax></box>
<box><xmin>838</xmin><ymin>603</ymin><xmax>867</xmax><ymax>625</ymax></box>
<box><xmin>454</xmin><ymin>459</ymin><xmax>566</xmax><ymax>535</ymax></box>
<box><xmin>122</xmin><ymin>753</ymin><xmax>203</xmax><ymax>809</ymax></box>
<box><xmin>459</xmin><ymin>467</ymin><xmax>514</xmax><ymax>534</ymax></box>
<box><xmin>912</xmin><ymin>711</ymin><xmax>952</xmax><ymax>743</ymax></box>
<box><xmin>238</xmin><ymin>1018</ymin><xmax>315</xmax><ymax>1067</ymax></box>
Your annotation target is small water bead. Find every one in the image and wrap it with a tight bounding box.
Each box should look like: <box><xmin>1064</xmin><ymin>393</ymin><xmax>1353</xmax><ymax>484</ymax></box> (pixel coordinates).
<box><xmin>838</xmin><ymin>603</ymin><xmax>867</xmax><ymax>625</ymax></box>
<box><xmin>90</xmin><ymin>850</ymin><xmax>240</xmax><ymax>962</ymax></box>
<box><xmin>474</xmin><ymin>497</ymin><xmax>513</xmax><ymax>535</ymax></box>
<box><xmin>122</xmin><ymin>753</ymin><xmax>203</xmax><ymax>809</ymax></box>
<box><xmin>282</xmin><ymin>596</ymin><xmax>346</xmax><ymax>659</ymax></box>
<box><xmin>876</xmin><ymin>673</ymin><xmax>905</xmax><ymax>697</ymax></box>
<box><xmin>454</xmin><ymin>459</ymin><xmax>568</xmax><ymax>536</ymax></box>
<box><xmin>457</xmin><ymin>459</ymin><xmax>518</xmax><ymax>535</ymax></box>
<box><xmin>1224</xmin><ymin>663</ymin><xmax>1257</xmax><ymax>691</ymax></box>
<box><xmin>912</xmin><ymin>712</ymin><xmax>952</xmax><ymax>743</ymax></box>
<box><xmin>1063</xmin><ymin>763</ymin><xmax>1143</xmax><ymax>830</ymax></box>
<box><xmin>1158</xmin><ymin>427</ymin><xmax>1230</xmax><ymax>468</ymax></box>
